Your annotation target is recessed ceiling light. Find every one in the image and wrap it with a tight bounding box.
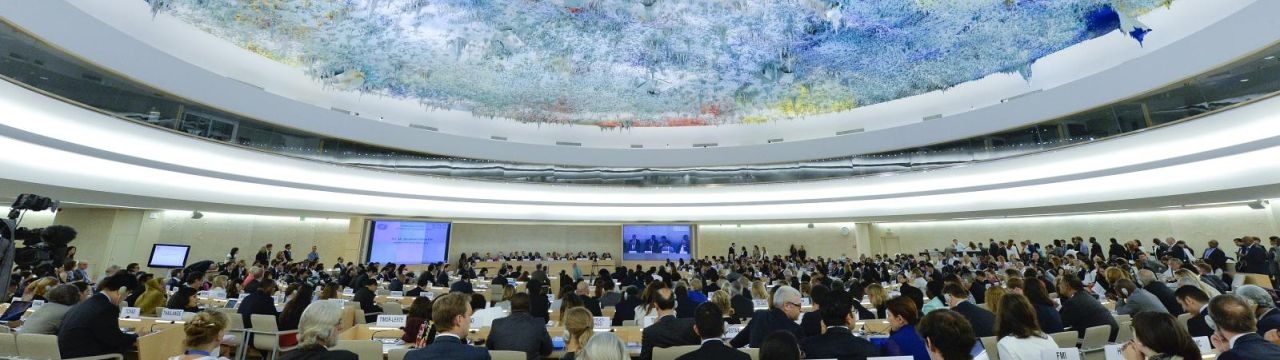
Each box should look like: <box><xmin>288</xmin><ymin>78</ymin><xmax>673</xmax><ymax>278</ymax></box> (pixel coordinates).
<box><xmin>1240</xmin><ymin>79</ymin><xmax>1250</xmax><ymax>82</ymax></box>
<box><xmin>1266</xmin><ymin>56</ymin><xmax>1277</xmax><ymax>60</ymax></box>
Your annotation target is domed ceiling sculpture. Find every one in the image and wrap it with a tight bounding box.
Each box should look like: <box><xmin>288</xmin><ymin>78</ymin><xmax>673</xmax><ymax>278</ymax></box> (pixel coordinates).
<box><xmin>145</xmin><ymin>0</ymin><xmax>1168</xmax><ymax>129</ymax></box>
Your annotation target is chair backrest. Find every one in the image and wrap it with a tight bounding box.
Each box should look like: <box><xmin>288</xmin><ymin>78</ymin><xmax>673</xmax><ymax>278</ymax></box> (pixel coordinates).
<box><xmin>0</xmin><ymin>333</ymin><xmax>16</xmax><ymax>357</ymax></box>
<box><xmin>354</xmin><ymin>309</ymin><xmax>367</xmax><ymax>324</ymax></box>
<box><xmin>383</xmin><ymin>302</ymin><xmax>404</xmax><ymax>315</ymax></box>
<box><xmin>622</xmin><ymin>320</ymin><xmax>637</xmax><ymax>326</ymax></box>
<box><xmin>1080</xmin><ymin>325</ymin><xmax>1110</xmax><ymax>351</ymax></box>
<box><xmin>15</xmin><ymin>333</ymin><xmax>61</xmax><ymax>360</ymax></box>
<box><xmin>1050</xmin><ymin>331</ymin><xmax>1078</xmax><ymax>349</ymax></box>
<box><xmin>1176</xmin><ymin>313</ymin><xmax>1191</xmax><ymax>330</ymax></box>
<box><xmin>388</xmin><ymin>347</ymin><xmax>411</xmax><ymax>360</ymax></box>
<box><xmin>653</xmin><ymin>345</ymin><xmax>700</xmax><ymax>360</ymax></box>
<box><xmin>1112</xmin><ymin>314</ymin><xmax>1131</xmax><ymax>324</ymax></box>
<box><xmin>1113</xmin><ymin>321</ymin><xmax>1133</xmax><ymax>343</ymax></box>
<box><xmin>251</xmin><ymin>314</ymin><xmax>282</xmax><ymax>350</ymax></box>
<box><xmin>979</xmin><ymin>336</ymin><xmax>999</xmax><ymax>360</ymax></box>
<box><xmin>741</xmin><ymin>347</ymin><xmax>760</xmax><ymax>360</ymax></box>
<box><xmin>334</xmin><ymin>340</ymin><xmax>383</xmax><ymax>360</ymax></box>
<box><xmin>602</xmin><ymin>306</ymin><xmax>616</xmax><ymax>318</ymax></box>
<box><xmin>490</xmin><ymin>350</ymin><xmax>528</xmax><ymax>360</ymax></box>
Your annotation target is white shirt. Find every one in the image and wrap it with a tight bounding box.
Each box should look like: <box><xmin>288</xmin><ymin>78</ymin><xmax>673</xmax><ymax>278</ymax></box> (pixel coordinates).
<box><xmin>470</xmin><ymin>306</ymin><xmax>508</xmax><ymax>328</ymax></box>
<box><xmin>1228</xmin><ymin>332</ymin><xmax>1247</xmax><ymax>349</ymax></box>
<box><xmin>997</xmin><ymin>334</ymin><xmax>1058</xmax><ymax>360</ymax></box>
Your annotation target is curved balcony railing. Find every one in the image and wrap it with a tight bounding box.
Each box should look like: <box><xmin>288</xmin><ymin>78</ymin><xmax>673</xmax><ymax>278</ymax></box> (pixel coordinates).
<box><xmin>2</xmin><ymin>20</ymin><xmax>1278</xmax><ymax>186</ymax></box>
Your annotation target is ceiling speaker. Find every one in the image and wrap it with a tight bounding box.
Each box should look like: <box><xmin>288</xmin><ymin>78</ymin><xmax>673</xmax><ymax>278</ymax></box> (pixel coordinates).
<box><xmin>191</xmin><ymin>211</ymin><xmax>204</xmax><ymax>219</ymax></box>
<box><xmin>1247</xmin><ymin>200</ymin><xmax>1269</xmax><ymax>210</ymax></box>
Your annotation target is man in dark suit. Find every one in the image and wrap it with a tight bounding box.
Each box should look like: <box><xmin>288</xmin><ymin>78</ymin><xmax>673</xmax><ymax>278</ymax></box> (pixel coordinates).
<box><xmin>58</xmin><ymin>272</ymin><xmax>139</xmax><ymax>358</ymax></box>
<box><xmin>406</xmin><ymin>293</ymin><xmax>491</xmax><ymax>360</ymax></box>
<box><xmin>969</xmin><ymin>272</ymin><xmax>988</xmax><ymax>304</ymax></box>
<box><xmin>1138</xmin><ymin>269</ymin><xmax>1184</xmax><ymax>315</ymax></box>
<box><xmin>943</xmin><ymin>283</ymin><xmax>996</xmax><ymax>337</ymax></box>
<box><xmin>1175</xmin><ymin>285</ymin><xmax>1212</xmax><ymax>337</ymax></box>
<box><xmin>676</xmin><ymin>302</ymin><xmax>750</xmax><ymax>360</ymax></box>
<box><xmin>640</xmin><ymin>287</ymin><xmax>699</xmax><ymax>360</ymax></box>
<box><xmin>1200</xmin><ymin>240</ymin><xmax>1228</xmax><ymax>272</ymax></box>
<box><xmin>1057</xmin><ymin>274</ymin><xmax>1119</xmax><ymax>341</ymax></box>
<box><xmin>730</xmin><ymin>286</ymin><xmax>805</xmax><ymax>348</ymax></box>
<box><xmin>1208</xmin><ymin>294</ymin><xmax>1280</xmax><ymax>360</ymax></box>
<box><xmin>800</xmin><ymin>289</ymin><xmax>880</xmax><ymax>360</ymax></box>
<box><xmin>1238</xmin><ymin>237</ymin><xmax>1270</xmax><ymax>274</ymax></box>
<box><xmin>486</xmin><ymin>293</ymin><xmax>552</xmax><ymax>360</ymax></box>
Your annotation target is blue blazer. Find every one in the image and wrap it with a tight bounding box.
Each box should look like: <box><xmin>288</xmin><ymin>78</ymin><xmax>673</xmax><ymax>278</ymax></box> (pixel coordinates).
<box><xmin>884</xmin><ymin>324</ymin><xmax>930</xmax><ymax>360</ymax></box>
<box><xmin>405</xmin><ymin>335</ymin><xmax>491</xmax><ymax>360</ymax></box>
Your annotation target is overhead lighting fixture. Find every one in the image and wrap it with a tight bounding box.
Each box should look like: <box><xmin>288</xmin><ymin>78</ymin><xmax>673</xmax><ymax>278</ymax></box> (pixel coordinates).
<box><xmin>1266</xmin><ymin>56</ymin><xmax>1277</xmax><ymax>60</ymax></box>
<box><xmin>1240</xmin><ymin>78</ymin><xmax>1250</xmax><ymax>82</ymax></box>
<box><xmin>1247</xmin><ymin>199</ymin><xmax>1269</xmax><ymax>210</ymax></box>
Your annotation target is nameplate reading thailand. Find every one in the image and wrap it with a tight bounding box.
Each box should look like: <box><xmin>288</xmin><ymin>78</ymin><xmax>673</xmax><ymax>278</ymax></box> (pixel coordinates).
<box><xmin>593</xmin><ymin>317</ymin><xmax>611</xmax><ymax>329</ymax></box>
<box><xmin>1040</xmin><ymin>348</ymin><xmax>1080</xmax><ymax>360</ymax></box>
<box><xmin>752</xmin><ymin>299</ymin><xmax>768</xmax><ymax>308</ymax></box>
<box><xmin>389</xmin><ymin>291</ymin><xmax>404</xmax><ymax>297</ymax></box>
<box><xmin>376</xmin><ymin>315</ymin><xmax>407</xmax><ymax>327</ymax></box>
<box><xmin>120</xmin><ymin>307</ymin><xmax>141</xmax><ymax>319</ymax></box>
<box><xmin>160</xmin><ymin>308</ymin><xmax>185</xmax><ymax>321</ymax></box>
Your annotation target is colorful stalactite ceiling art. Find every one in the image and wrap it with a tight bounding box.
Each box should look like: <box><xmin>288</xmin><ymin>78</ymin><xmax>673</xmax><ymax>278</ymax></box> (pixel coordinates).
<box><xmin>146</xmin><ymin>0</ymin><xmax>1170</xmax><ymax>129</ymax></box>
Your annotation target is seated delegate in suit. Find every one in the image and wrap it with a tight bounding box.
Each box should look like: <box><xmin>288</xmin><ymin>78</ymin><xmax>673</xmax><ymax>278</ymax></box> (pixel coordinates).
<box><xmin>1207</xmin><ymin>294</ymin><xmax>1280</xmax><ymax>360</ymax></box>
<box><xmin>994</xmin><ymin>294</ymin><xmax>1057</xmax><ymax>360</ymax></box>
<box><xmin>1112</xmin><ymin>278</ymin><xmax>1169</xmax><ymax>316</ymax></box>
<box><xmin>1174</xmin><ymin>285</ymin><xmax>1213</xmax><ymax>338</ymax></box>
<box><xmin>1119</xmin><ymin>312</ymin><xmax>1200</xmax><ymax>360</ymax></box>
<box><xmin>17</xmin><ymin>284</ymin><xmax>80</xmax><ymax>335</ymax></box>
<box><xmin>352</xmin><ymin>278</ymin><xmax>384</xmax><ymax>323</ymax></box>
<box><xmin>278</xmin><ymin>301</ymin><xmax>358</xmax><ymax>360</ymax></box>
<box><xmin>1057</xmin><ymin>274</ymin><xmax>1119</xmax><ymax>341</ymax></box>
<box><xmin>57</xmin><ymin>272</ymin><xmax>138</xmax><ymax>358</ymax></box>
<box><xmin>676</xmin><ymin>302</ymin><xmax>750</xmax><ymax>360</ymax></box>
<box><xmin>238</xmin><ymin>280</ymin><xmax>280</xmax><ymax>329</ymax></box>
<box><xmin>1021</xmin><ymin>279</ymin><xmax>1064</xmax><ymax>334</ymax></box>
<box><xmin>800</xmin><ymin>289</ymin><xmax>880</xmax><ymax>360</ymax></box>
<box><xmin>487</xmin><ymin>293</ymin><xmax>552</xmax><ymax>360</ymax></box>
<box><xmin>943</xmin><ymin>283</ymin><xmax>996</xmax><ymax>338</ymax></box>
<box><xmin>406</xmin><ymin>293</ymin><xmax>491</xmax><ymax>360</ymax></box>
<box><xmin>729</xmin><ymin>285</ymin><xmax>806</xmax><ymax>348</ymax></box>
<box><xmin>640</xmin><ymin>287</ymin><xmax>700</xmax><ymax>360</ymax></box>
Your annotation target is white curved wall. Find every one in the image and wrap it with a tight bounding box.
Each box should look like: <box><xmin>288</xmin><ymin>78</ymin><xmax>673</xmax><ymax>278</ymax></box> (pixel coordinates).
<box><xmin>1</xmin><ymin>79</ymin><xmax>1279</xmax><ymax>222</ymax></box>
<box><xmin>1</xmin><ymin>0</ymin><xmax>1278</xmax><ymax>167</ymax></box>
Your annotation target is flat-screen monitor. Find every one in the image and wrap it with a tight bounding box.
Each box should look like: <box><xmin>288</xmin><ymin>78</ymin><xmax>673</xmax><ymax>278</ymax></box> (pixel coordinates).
<box><xmin>147</xmin><ymin>244</ymin><xmax>190</xmax><ymax>268</ymax></box>
<box><xmin>622</xmin><ymin>224</ymin><xmax>692</xmax><ymax>261</ymax></box>
<box><xmin>367</xmin><ymin>220</ymin><xmax>451</xmax><ymax>265</ymax></box>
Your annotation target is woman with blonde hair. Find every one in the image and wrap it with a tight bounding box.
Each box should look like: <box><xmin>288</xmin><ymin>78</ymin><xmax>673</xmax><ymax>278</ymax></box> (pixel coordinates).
<box><xmin>1173</xmin><ymin>269</ymin><xmax>1221</xmax><ymax>297</ymax></box>
<box><xmin>866</xmin><ymin>283</ymin><xmax>889</xmax><ymax>319</ymax></box>
<box><xmin>169</xmin><ymin>311</ymin><xmax>229</xmax><ymax>360</ymax></box>
<box><xmin>278</xmin><ymin>301</ymin><xmax>357</xmax><ymax>360</ymax></box>
<box><xmin>751</xmin><ymin>280</ymin><xmax>768</xmax><ymax>300</ymax></box>
<box><xmin>25</xmin><ymin>277</ymin><xmax>58</xmax><ymax>302</ymax></box>
<box><xmin>985</xmin><ymin>286</ymin><xmax>1007</xmax><ymax>316</ymax></box>
<box><xmin>562</xmin><ymin>307</ymin><xmax>594</xmax><ymax>360</ymax></box>
<box><xmin>710</xmin><ymin>290</ymin><xmax>739</xmax><ymax>324</ymax></box>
